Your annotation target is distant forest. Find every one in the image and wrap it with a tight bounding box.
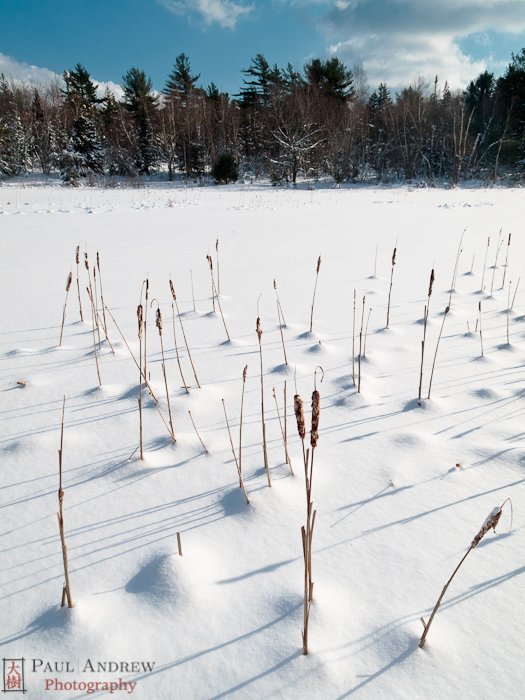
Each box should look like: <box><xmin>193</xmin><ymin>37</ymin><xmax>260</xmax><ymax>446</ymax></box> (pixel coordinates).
<box><xmin>1</xmin><ymin>48</ymin><xmax>524</xmax><ymax>185</ymax></box>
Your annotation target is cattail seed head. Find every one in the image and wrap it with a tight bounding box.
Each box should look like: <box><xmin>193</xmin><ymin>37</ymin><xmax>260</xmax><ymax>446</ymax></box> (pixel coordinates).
<box><xmin>256</xmin><ymin>317</ymin><xmax>262</xmax><ymax>341</ymax></box>
<box><xmin>207</xmin><ymin>254</ymin><xmax>213</xmax><ymax>270</ymax></box>
<box><xmin>75</xmin><ymin>245</ymin><xmax>80</xmax><ymax>264</ymax></box>
<box><xmin>96</xmin><ymin>251</ymin><xmax>100</xmax><ymax>271</ymax></box>
<box><xmin>137</xmin><ymin>304</ymin><xmax>143</xmax><ymax>338</ymax></box>
<box><xmin>316</xmin><ymin>256</ymin><xmax>321</xmax><ymax>274</ymax></box>
<box><xmin>471</xmin><ymin>506</ymin><xmax>502</xmax><ymax>548</ymax></box>
<box><xmin>444</xmin><ymin>305</ymin><xmax>450</xmax><ymax>315</ymax></box>
<box><xmin>84</xmin><ymin>252</ymin><xmax>89</xmax><ymax>271</ymax></box>
<box><xmin>273</xmin><ymin>279</ymin><xmax>276</xmax><ymax>290</ymax></box>
<box><xmin>294</xmin><ymin>394</ymin><xmax>306</xmax><ymax>440</ymax></box>
<box><xmin>428</xmin><ymin>269</ymin><xmax>435</xmax><ymax>297</ymax></box>
<box><xmin>169</xmin><ymin>279</ymin><xmax>176</xmax><ymax>301</ymax></box>
<box><xmin>242</xmin><ymin>365</ymin><xmax>247</xmax><ymax>383</ymax></box>
<box><xmin>392</xmin><ymin>247</ymin><xmax>397</xmax><ymax>266</ymax></box>
<box><xmin>216</xmin><ymin>238</ymin><xmax>219</xmax><ymax>252</ymax></box>
<box><xmin>145</xmin><ymin>279</ymin><xmax>149</xmax><ymax>300</ymax></box>
<box><xmin>311</xmin><ymin>389</ymin><xmax>320</xmax><ymax>448</ymax></box>
<box><xmin>508</xmin><ymin>233</ymin><xmax>511</xmax><ymax>245</ymax></box>
<box><xmin>156</xmin><ymin>308</ymin><xmax>162</xmax><ymax>335</ymax></box>
<box><xmin>66</xmin><ymin>272</ymin><xmax>72</xmax><ymax>292</ymax></box>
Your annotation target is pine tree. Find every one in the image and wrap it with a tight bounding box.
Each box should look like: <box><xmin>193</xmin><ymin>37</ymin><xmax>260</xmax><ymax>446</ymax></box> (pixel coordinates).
<box><xmin>122</xmin><ymin>67</ymin><xmax>160</xmax><ymax>175</ymax></box>
<box><xmin>163</xmin><ymin>54</ymin><xmax>200</xmax><ymax>101</ymax></box>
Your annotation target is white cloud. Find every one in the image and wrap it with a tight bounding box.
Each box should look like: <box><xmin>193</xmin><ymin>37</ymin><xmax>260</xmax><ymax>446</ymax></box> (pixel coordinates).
<box><xmin>159</xmin><ymin>0</ymin><xmax>253</xmax><ymax>28</ymax></box>
<box><xmin>0</xmin><ymin>52</ymin><xmax>124</xmax><ymax>99</ymax></box>
<box><xmin>283</xmin><ymin>0</ymin><xmax>525</xmax><ymax>89</ymax></box>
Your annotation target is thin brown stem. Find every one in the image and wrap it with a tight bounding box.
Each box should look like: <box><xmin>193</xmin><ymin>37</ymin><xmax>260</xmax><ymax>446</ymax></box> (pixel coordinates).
<box><xmin>222</xmin><ymin>398</ymin><xmax>249</xmax><ymax>504</ymax></box>
<box><xmin>188</xmin><ymin>410</ymin><xmax>208</xmax><ymax>453</ymax></box>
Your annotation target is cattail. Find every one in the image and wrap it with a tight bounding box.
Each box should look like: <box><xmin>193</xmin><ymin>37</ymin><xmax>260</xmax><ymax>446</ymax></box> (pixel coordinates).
<box><xmin>501</xmin><ymin>233</ymin><xmax>511</xmax><ymax>289</ymax></box>
<box><xmin>75</xmin><ymin>245</ymin><xmax>83</xmax><ymax>321</ymax></box>
<box><xmin>59</xmin><ymin>272</ymin><xmax>72</xmax><ymax>346</ymax></box>
<box><xmin>310</xmin><ymin>389</ymin><xmax>320</xmax><ymax>449</ymax></box>
<box><xmin>155</xmin><ymin>306</ymin><xmax>176</xmax><ymax>442</ymax></box>
<box><xmin>137</xmin><ymin>304</ymin><xmax>144</xmax><ymax>460</ymax></box>
<box><xmin>427</xmin><ymin>306</ymin><xmax>449</xmax><ymax>399</ymax></box>
<box><xmin>294</xmin><ymin>394</ymin><xmax>306</xmax><ymax>441</ymax></box>
<box><xmin>256</xmin><ymin>316</ymin><xmax>270</xmax><ymax>486</ymax></box>
<box><xmin>386</xmin><ymin>247</ymin><xmax>396</xmax><ymax>328</ymax></box>
<box><xmin>419</xmin><ymin>500</ymin><xmax>510</xmax><ymax>648</ymax></box>
<box><xmin>170</xmin><ymin>278</ymin><xmax>201</xmax><ymax>388</ymax></box>
<box><xmin>57</xmin><ymin>396</ymin><xmax>73</xmax><ymax>608</ymax></box>
<box><xmin>309</xmin><ymin>255</ymin><xmax>321</xmax><ymax>333</ymax></box>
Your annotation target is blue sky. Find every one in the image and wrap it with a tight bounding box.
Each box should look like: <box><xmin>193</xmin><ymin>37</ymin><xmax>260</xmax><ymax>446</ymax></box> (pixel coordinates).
<box><xmin>1</xmin><ymin>0</ymin><xmax>525</xmax><ymax>95</ymax></box>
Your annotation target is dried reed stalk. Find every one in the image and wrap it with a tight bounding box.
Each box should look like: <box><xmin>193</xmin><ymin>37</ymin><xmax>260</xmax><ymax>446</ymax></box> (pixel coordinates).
<box><xmin>418</xmin><ymin>269</ymin><xmax>434</xmax><ymax>405</ymax></box>
<box><xmin>257</xmin><ymin>316</ymin><xmax>271</xmax><ymax>486</ymax></box>
<box><xmin>137</xmin><ymin>304</ymin><xmax>144</xmax><ymax>460</ymax></box>
<box><xmin>309</xmin><ymin>255</ymin><xmax>322</xmax><ymax>333</ymax></box>
<box><xmin>490</xmin><ymin>229</ymin><xmax>503</xmax><ymax>296</ymax></box>
<box><xmin>75</xmin><ymin>245</ymin><xmax>83</xmax><ymax>321</ymax></box>
<box><xmin>169</xmin><ymin>279</ymin><xmax>201</xmax><ymax>388</ymax></box>
<box><xmin>216</xmin><ymin>238</ymin><xmax>221</xmax><ymax>295</ymax></box>
<box><xmin>273</xmin><ymin>387</ymin><xmax>293</xmax><ymax>474</ymax></box>
<box><xmin>358</xmin><ymin>295</ymin><xmax>366</xmax><ymax>393</ymax></box>
<box><xmin>274</xmin><ymin>280</ymin><xmax>288</xmax><ymax>364</ymax></box>
<box><xmin>507</xmin><ymin>281</ymin><xmax>512</xmax><ymax>345</ymax></box>
<box><xmin>222</xmin><ymin>398</ymin><xmax>249</xmax><ymax>504</ymax></box>
<box><xmin>427</xmin><ymin>306</ymin><xmax>449</xmax><ymax>399</ymax></box>
<box><xmin>448</xmin><ymin>229</ymin><xmax>464</xmax><ymax>308</ymax></box>
<box><xmin>86</xmin><ymin>286</ymin><xmax>102</xmax><ymax>386</ymax></box>
<box><xmin>143</xmin><ymin>279</ymin><xmax>149</xmax><ymax>381</ymax></box>
<box><xmin>239</xmin><ymin>365</ymin><xmax>248</xmax><ymax>483</ymax></box>
<box><xmin>188</xmin><ymin>409</ymin><xmax>208</xmax><ymax>453</ymax></box>
<box><xmin>352</xmin><ymin>288</ymin><xmax>356</xmax><ymax>385</ymax></box>
<box><xmin>511</xmin><ymin>277</ymin><xmax>520</xmax><ymax>309</ymax></box>
<box><xmin>156</xmin><ymin>307</ymin><xmax>176</xmax><ymax>442</ymax></box>
<box><xmin>103</xmin><ymin>305</ymin><xmax>158</xmax><ymax>403</ymax></box>
<box><xmin>96</xmin><ymin>252</ymin><xmax>109</xmax><ymax>337</ymax></box>
<box><xmin>105</xmin><ymin>306</ymin><xmax>178</xmax><ymax>442</ymax></box>
<box><xmin>419</xmin><ymin>500</ymin><xmax>511</xmax><ymax>648</ymax></box>
<box><xmin>363</xmin><ymin>307</ymin><xmax>372</xmax><ymax>359</ymax></box>
<box><xmin>501</xmin><ymin>233</ymin><xmax>511</xmax><ymax>289</ymax></box>
<box><xmin>57</xmin><ymin>396</ymin><xmax>73</xmax><ymax>608</ymax></box>
<box><xmin>92</xmin><ymin>263</ymin><xmax>101</xmax><ymax>348</ymax></box>
<box><xmin>386</xmin><ymin>247</ymin><xmax>396</xmax><ymax>328</ymax></box>
<box><xmin>59</xmin><ymin>272</ymin><xmax>72</xmax><ymax>346</ymax></box>
<box><xmin>171</xmin><ymin>302</ymin><xmax>189</xmax><ymax>393</ymax></box>
<box><xmin>190</xmin><ymin>269</ymin><xmax>196</xmax><ymax>312</ymax></box>
<box><xmin>206</xmin><ymin>254</ymin><xmax>216</xmax><ymax>312</ymax></box>
<box><xmin>479</xmin><ymin>300</ymin><xmax>484</xmax><ymax>357</ymax></box>
<box><xmin>481</xmin><ymin>235</ymin><xmax>490</xmax><ymax>291</ymax></box>
<box><xmin>273</xmin><ymin>278</ymin><xmax>287</xmax><ymax>326</ymax></box>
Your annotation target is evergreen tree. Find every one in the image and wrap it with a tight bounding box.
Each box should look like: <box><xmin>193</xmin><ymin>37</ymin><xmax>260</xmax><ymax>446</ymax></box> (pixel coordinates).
<box><xmin>305</xmin><ymin>57</ymin><xmax>354</xmax><ymax>100</ymax></box>
<box><xmin>163</xmin><ymin>53</ymin><xmax>200</xmax><ymax>100</ymax></box>
<box><xmin>122</xmin><ymin>67</ymin><xmax>160</xmax><ymax>174</ymax></box>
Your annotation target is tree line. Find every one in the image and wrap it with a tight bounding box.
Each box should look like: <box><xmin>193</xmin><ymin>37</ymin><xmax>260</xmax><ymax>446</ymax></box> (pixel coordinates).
<box><xmin>1</xmin><ymin>49</ymin><xmax>524</xmax><ymax>185</ymax></box>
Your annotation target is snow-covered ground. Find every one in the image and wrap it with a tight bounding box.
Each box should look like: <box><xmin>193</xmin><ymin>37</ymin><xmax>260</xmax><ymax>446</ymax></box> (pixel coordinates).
<box><xmin>1</xmin><ymin>182</ymin><xmax>524</xmax><ymax>699</ymax></box>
